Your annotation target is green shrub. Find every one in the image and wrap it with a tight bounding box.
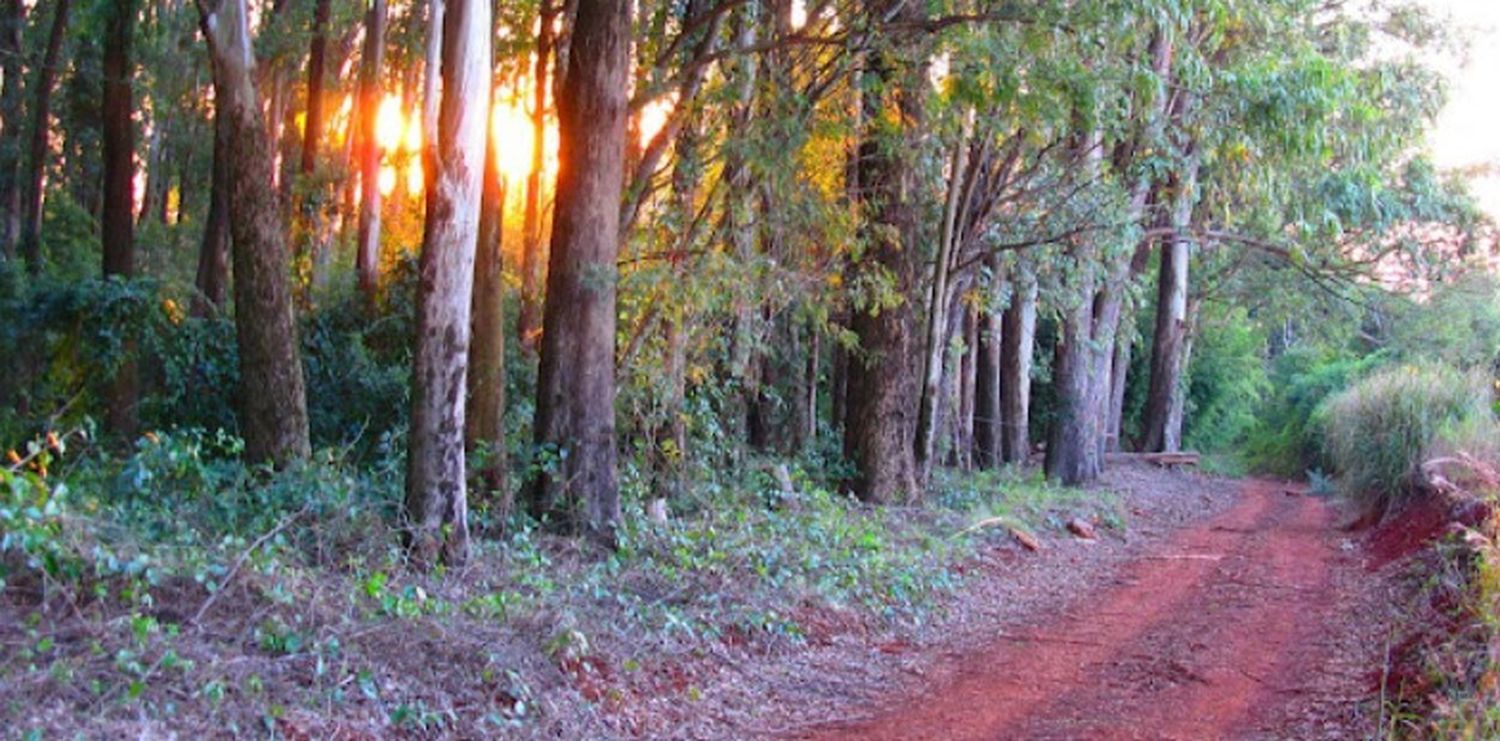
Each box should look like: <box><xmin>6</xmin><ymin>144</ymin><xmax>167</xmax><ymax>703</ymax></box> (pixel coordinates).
<box><xmin>1243</xmin><ymin>347</ymin><xmax>1385</xmax><ymax>476</ymax></box>
<box><xmin>1182</xmin><ymin>305</ymin><xmax>1271</xmax><ymax>454</ymax></box>
<box><xmin>1319</xmin><ymin>363</ymin><xmax>1494</xmax><ymax>510</ymax></box>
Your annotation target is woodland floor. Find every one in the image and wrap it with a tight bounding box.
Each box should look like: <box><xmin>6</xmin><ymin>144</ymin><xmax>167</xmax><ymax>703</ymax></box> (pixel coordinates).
<box><xmin>7</xmin><ymin>464</ymin><xmax>1414</xmax><ymax>739</ymax></box>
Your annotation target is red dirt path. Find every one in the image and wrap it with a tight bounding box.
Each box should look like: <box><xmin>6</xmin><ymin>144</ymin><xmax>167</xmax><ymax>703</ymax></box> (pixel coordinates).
<box><xmin>803</xmin><ymin>479</ymin><xmax>1353</xmax><ymax>740</ymax></box>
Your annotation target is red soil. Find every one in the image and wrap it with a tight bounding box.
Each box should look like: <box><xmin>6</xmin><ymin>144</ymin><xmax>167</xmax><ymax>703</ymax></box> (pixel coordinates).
<box><xmin>801</xmin><ymin>480</ymin><xmax>1353</xmax><ymax>740</ymax></box>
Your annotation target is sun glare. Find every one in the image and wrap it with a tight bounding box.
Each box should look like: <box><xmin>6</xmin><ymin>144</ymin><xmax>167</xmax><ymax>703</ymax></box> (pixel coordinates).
<box><xmin>638</xmin><ymin>96</ymin><xmax>674</xmax><ymax>147</ymax></box>
<box><xmin>374</xmin><ymin>95</ymin><xmax>406</xmax><ymax>152</ymax></box>
<box><xmin>491</xmin><ymin>98</ymin><xmax>534</xmax><ymax>183</ymax></box>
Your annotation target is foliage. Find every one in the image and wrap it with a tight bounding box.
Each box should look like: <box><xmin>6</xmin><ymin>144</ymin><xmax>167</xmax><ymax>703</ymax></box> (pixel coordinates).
<box><xmin>1319</xmin><ymin>363</ymin><xmax>1494</xmax><ymax>511</ymax></box>
<box><xmin>1382</xmin><ymin>274</ymin><xmax>1500</xmax><ymax>375</ymax></box>
<box><xmin>1182</xmin><ymin>305</ymin><xmax>1272</xmax><ymax>454</ymax></box>
<box><xmin>1243</xmin><ymin>346</ymin><xmax>1386</xmax><ymax>477</ymax></box>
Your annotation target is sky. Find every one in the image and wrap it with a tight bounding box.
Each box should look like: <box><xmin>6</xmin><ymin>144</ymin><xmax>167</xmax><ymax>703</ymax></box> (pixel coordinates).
<box><xmin>1421</xmin><ymin>0</ymin><xmax>1500</xmax><ymax>219</ymax></box>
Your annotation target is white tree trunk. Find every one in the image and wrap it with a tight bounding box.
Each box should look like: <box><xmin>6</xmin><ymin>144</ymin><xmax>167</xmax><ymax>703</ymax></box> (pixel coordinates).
<box><xmin>405</xmin><ymin>0</ymin><xmax>491</xmax><ymax>565</ymax></box>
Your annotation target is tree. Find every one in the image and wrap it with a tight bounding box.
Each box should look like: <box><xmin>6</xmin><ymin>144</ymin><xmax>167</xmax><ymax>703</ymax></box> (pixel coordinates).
<box><xmin>466</xmin><ymin>94</ymin><xmax>508</xmax><ymax>517</ymax></box>
<box><xmin>999</xmin><ymin>258</ymin><xmax>1037</xmax><ymax>464</ymax></box>
<box><xmin>196</xmin><ymin>0</ymin><xmax>311</xmax><ymax>466</ymax></box>
<box><xmin>526</xmin><ymin>0</ymin><xmax>630</xmax><ymax>545</ymax></box>
<box><xmin>516</xmin><ymin>0</ymin><xmax>555</xmax><ymax>352</ymax></box>
<box><xmin>354</xmin><ymin>0</ymin><xmax>388</xmax><ymax>305</ymax></box>
<box><xmin>102</xmin><ymin>0</ymin><xmax>139</xmax><ymax>439</ymax></box>
<box><xmin>192</xmin><ymin>106</ymin><xmax>231</xmax><ymax>316</ymax></box>
<box><xmin>0</xmin><ymin>0</ymin><xmax>24</xmax><ymax>259</ymax></box>
<box><xmin>842</xmin><ymin>0</ymin><xmax>927</xmax><ymax>504</ymax></box>
<box><xmin>973</xmin><ymin>256</ymin><xmax>1003</xmax><ymax>468</ymax></box>
<box><xmin>1142</xmin><ymin>164</ymin><xmax>1198</xmax><ymax>452</ymax></box>
<box><xmin>18</xmin><ymin>0</ymin><xmax>70</xmax><ymax>274</ymax></box>
<box><xmin>405</xmin><ymin>0</ymin><xmax>491</xmax><ymax>564</ymax></box>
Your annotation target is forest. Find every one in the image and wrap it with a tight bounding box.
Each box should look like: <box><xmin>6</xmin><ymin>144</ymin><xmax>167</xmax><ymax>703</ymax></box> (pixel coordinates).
<box><xmin>2</xmin><ymin>0</ymin><xmax>1499</xmax><ymax>735</ymax></box>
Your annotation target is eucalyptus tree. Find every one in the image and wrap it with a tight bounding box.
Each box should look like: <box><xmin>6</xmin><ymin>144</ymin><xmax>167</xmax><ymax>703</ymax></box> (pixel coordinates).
<box><xmin>842</xmin><ymin>0</ymin><xmax>930</xmax><ymax>503</ymax></box>
<box><xmin>527</xmin><ymin>0</ymin><xmax>631</xmax><ymax>546</ymax></box>
<box><xmin>354</xmin><ymin>0</ymin><xmax>389</xmax><ymax>305</ymax></box>
<box><xmin>0</xmin><ymin>0</ymin><xmax>24</xmax><ymax>259</ymax></box>
<box><xmin>405</xmin><ymin>0</ymin><xmax>491</xmax><ymax>565</ymax></box>
<box><xmin>101</xmin><ymin>0</ymin><xmax>139</xmax><ymax>439</ymax></box>
<box><xmin>196</xmin><ymin>0</ymin><xmax>311</xmax><ymax>466</ymax></box>
<box><xmin>18</xmin><ymin>0</ymin><xmax>70</xmax><ymax>274</ymax></box>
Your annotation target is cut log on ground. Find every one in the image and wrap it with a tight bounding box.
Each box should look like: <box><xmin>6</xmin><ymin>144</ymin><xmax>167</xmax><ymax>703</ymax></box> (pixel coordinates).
<box><xmin>1104</xmin><ymin>451</ymin><xmax>1200</xmax><ymax>468</ymax></box>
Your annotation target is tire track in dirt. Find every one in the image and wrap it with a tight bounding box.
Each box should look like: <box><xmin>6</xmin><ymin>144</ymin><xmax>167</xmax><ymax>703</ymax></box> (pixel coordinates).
<box><xmin>802</xmin><ymin>479</ymin><xmax>1350</xmax><ymax>740</ymax></box>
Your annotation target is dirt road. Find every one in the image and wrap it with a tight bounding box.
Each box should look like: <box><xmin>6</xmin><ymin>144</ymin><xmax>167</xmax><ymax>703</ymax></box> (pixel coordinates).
<box><xmin>804</xmin><ymin>479</ymin><xmax>1372</xmax><ymax>740</ymax></box>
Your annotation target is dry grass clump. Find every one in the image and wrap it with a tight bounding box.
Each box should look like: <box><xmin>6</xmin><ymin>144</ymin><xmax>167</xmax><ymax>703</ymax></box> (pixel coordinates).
<box><xmin>1319</xmin><ymin>364</ymin><xmax>1495</xmax><ymax>514</ymax></box>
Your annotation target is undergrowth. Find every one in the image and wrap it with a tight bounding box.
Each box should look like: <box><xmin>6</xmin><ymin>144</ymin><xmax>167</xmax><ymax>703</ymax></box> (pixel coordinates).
<box><xmin>1</xmin><ymin>426</ymin><xmax>1115</xmax><ymax>736</ymax></box>
<box><xmin>1320</xmin><ymin>364</ymin><xmax>1494</xmax><ymax>513</ymax></box>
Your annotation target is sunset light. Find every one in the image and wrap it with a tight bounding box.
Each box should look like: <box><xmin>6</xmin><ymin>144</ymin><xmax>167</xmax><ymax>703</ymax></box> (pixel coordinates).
<box><xmin>490</xmin><ymin>97</ymin><xmax>535</xmax><ymax>183</ymax></box>
<box><xmin>374</xmin><ymin>95</ymin><xmax>405</xmax><ymax>152</ymax></box>
<box><xmin>20</xmin><ymin>0</ymin><xmax>1500</xmax><ymax>734</ymax></box>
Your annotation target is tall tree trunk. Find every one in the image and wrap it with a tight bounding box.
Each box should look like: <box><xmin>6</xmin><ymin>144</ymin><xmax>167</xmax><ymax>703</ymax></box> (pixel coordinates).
<box><xmin>929</xmin><ymin>281</ymin><xmax>966</xmax><ymax>470</ymax></box>
<box><xmin>0</xmin><ymin>0</ymin><xmax>25</xmax><ymax>260</ymax></box>
<box><xmin>102</xmin><ymin>0</ymin><xmax>138</xmax><ymax>441</ymax></box>
<box><xmin>1044</xmin><ymin>251</ymin><xmax>1100</xmax><ymax>485</ymax></box>
<box><xmin>830</xmin><ymin>325</ymin><xmax>847</xmax><ymax>433</ymax></box>
<box><xmin>956</xmin><ymin>302</ymin><xmax>978</xmax><ymax>470</ymax></box>
<box><xmin>355</xmin><ymin>0</ymin><xmax>388</xmax><ymax>306</ymax></box>
<box><xmin>999</xmin><ymin>261</ymin><xmax>1036</xmax><ymax>464</ymax></box>
<box><xmin>422</xmin><ymin>0</ymin><xmax>445</xmax><ymax>162</ymax></box>
<box><xmin>405</xmin><ymin>0</ymin><xmax>490</xmax><ymax>565</ymax></box>
<box><xmin>1142</xmin><ymin>162</ymin><xmax>1199</xmax><ymax>452</ymax></box>
<box><xmin>300</xmin><ymin>0</ymin><xmax>331</xmax><ymax>178</ymax></box>
<box><xmin>792</xmin><ymin>324</ymin><xmax>818</xmax><ymax>452</ymax></box>
<box><xmin>1107</xmin><ymin>309</ymin><xmax>1133</xmax><ymax>451</ymax></box>
<box><xmin>843</xmin><ymin>5</ymin><xmax>925</xmax><ymax>504</ymax></box>
<box><xmin>297</xmin><ymin>0</ymin><xmax>332</xmax><ymax>292</ymax></box>
<box><xmin>193</xmin><ymin>101</ymin><xmax>231</xmax><ymax>317</ymax></box>
<box><xmin>197</xmin><ymin>0</ymin><xmax>311</xmax><ymax>467</ymax></box>
<box><xmin>138</xmin><ymin>120</ymin><xmax>160</xmax><ymax>224</ymax></box>
<box><xmin>466</xmin><ymin>104</ymin><xmax>507</xmax><ymax>518</ymax></box>
<box><xmin>526</xmin><ymin>0</ymin><xmax>628</xmax><ymax>546</ymax></box>
<box><xmin>914</xmin><ymin>116</ymin><xmax>972</xmax><ymax>483</ymax></box>
<box><xmin>18</xmin><ymin>0</ymin><xmax>69</xmax><ymax>274</ymax></box>
<box><xmin>973</xmin><ymin>258</ymin><xmax>1003</xmax><ymax>468</ymax></box>
<box><xmin>1163</xmin><ymin>297</ymin><xmax>1200</xmax><ymax>450</ymax></box>
<box><xmin>516</xmin><ymin>0</ymin><xmax>554</xmax><ymax>352</ymax></box>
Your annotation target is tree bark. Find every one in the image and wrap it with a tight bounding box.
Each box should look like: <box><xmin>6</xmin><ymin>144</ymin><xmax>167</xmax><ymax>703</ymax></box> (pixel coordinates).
<box><xmin>1107</xmin><ymin>309</ymin><xmax>1133</xmax><ymax>451</ymax></box>
<box><xmin>999</xmin><ymin>259</ymin><xmax>1036</xmax><ymax>465</ymax></box>
<box><xmin>197</xmin><ymin>0</ymin><xmax>311</xmax><ymax>467</ymax></box>
<box><xmin>296</xmin><ymin>0</ymin><xmax>332</xmax><ymax>292</ymax></box>
<box><xmin>422</xmin><ymin>0</ymin><xmax>445</xmax><ymax>165</ymax></box>
<box><xmin>102</xmin><ymin>0</ymin><xmax>138</xmax><ymax>440</ymax></box>
<box><xmin>914</xmin><ymin>114</ymin><xmax>973</xmax><ymax>483</ymax></box>
<box><xmin>1164</xmin><ymin>298</ymin><xmax>1199</xmax><ymax>450</ymax></box>
<box><xmin>843</xmin><ymin>5</ymin><xmax>925</xmax><ymax>504</ymax></box>
<box><xmin>1044</xmin><ymin>252</ymin><xmax>1100</xmax><ymax>484</ymax></box>
<box><xmin>516</xmin><ymin>0</ymin><xmax>554</xmax><ymax>352</ymax></box>
<box><xmin>1142</xmin><ymin>162</ymin><xmax>1199</xmax><ymax>452</ymax></box>
<box><xmin>18</xmin><ymin>0</ymin><xmax>69</xmax><ymax>274</ymax></box>
<box><xmin>0</xmin><ymin>0</ymin><xmax>25</xmax><ymax>259</ymax></box>
<box><xmin>300</xmin><ymin>0</ymin><xmax>331</xmax><ymax>177</ymax></box>
<box><xmin>405</xmin><ymin>0</ymin><xmax>490</xmax><ymax>565</ymax></box>
<box><xmin>526</xmin><ymin>0</ymin><xmax>629</xmax><ymax>546</ymax></box>
<box><xmin>466</xmin><ymin>105</ymin><xmax>507</xmax><ymax>518</ymax></box>
<box><xmin>956</xmin><ymin>302</ymin><xmax>978</xmax><ymax>471</ymax></box>
<box><xmin>792</xmin><ymin>324</ymin><xmax>818</xmax><ymax>452</ymax></box>
<box><xmin>193</xmin><ymin>101</ymin><xmax>231</xmax><ymax>316</ymax></box>
<box><xmin>355</xmin><ymin>0</ymin><xmax>388</xmax><ymax>306</ymax></box>
<box><xmin>973</xmin><ymin>258</ymin><xmax>1003</xmax><ymax>468</ymax></box>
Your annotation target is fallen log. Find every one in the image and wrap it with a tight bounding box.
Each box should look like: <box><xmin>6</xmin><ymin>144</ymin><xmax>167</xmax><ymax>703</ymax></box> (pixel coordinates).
<box><xmin>1104</xmin><ymin>451</ymin><xmax>1200</xmax><ymax>468</ymax></box>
